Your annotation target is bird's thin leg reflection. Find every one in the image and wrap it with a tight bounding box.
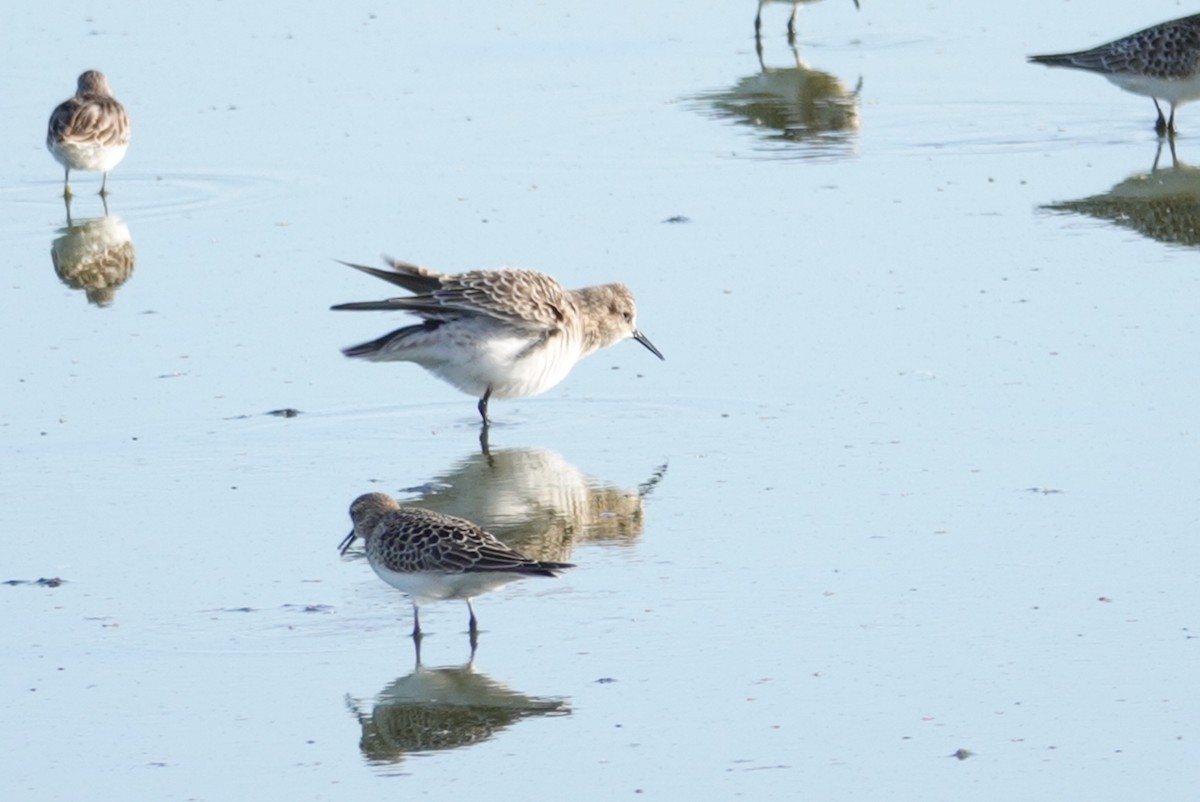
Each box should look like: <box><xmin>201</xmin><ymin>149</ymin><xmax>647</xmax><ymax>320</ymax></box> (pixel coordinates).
<box><xmin>411</xmin><ymin>606</ymin><xmax>424</xmax><ymax>642</ymax></box>
<box><xmin>412</xmin><ymin>628</ymin><xmax>424</xmax><ymax>665</ymax></box>
<box><xmin>468</xmin><ymin>599</ymin><xmax>480</xmax><ymax>655</ymax></box>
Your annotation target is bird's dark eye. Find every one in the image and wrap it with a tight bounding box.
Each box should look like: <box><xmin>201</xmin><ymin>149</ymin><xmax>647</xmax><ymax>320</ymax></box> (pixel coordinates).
<box><xmin>623</xmin><ymin>311</ymin><xmax>632</xmax><ymax>322</ymax></box>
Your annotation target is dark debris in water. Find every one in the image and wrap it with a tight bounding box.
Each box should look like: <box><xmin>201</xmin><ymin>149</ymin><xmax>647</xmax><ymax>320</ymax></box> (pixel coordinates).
<box><xmin>399</xmin><ymin>481</ymin><xmax>453</xmax><ymax>495</ymax></box>
<box><xmin>661</xmin><ymin>215</ymin><xmax>691</xmax><ymax>224</ymax></box>
<box><xmin>284</xmin><ymin>603</ymin><xmax>334</xmax><ymax>614</ymax></box>
<box><xmin>213</xmin><ymin>604</ymin><xmax>333</xmax><ymax>614</ymax></box>
<box><xmin>951</xmin><ymin>748</ymin><xmax>974</xmax><ymax>761</ymax></box>
<box><xmin>223</xmin><ymin>408</ymin><xmax>302</xmax><ymax>421</ymax></box>
<box><xmin>4</xmin><ymin>577</ymin><xmax>65</xmax><ymax>588</ymax></box>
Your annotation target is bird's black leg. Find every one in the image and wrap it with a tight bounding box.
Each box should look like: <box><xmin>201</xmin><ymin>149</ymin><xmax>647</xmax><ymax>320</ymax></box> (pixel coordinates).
<box><xmin>99</xmin><ymin>172</ymin><xmax>110</xmax><ymax>197</ymax></box>
<box><xmin>477</xmin><ymin>386</ymin><xmax>493</xmax><ymax>425</ymax></box>
<box><xmin>466</xmin><ymin>600</ymin><xmax>481</xmax><ymax>651</ymax></box>
<box><xmin>411</xmin><ymin>605</ymin><xmax>423</xmax><ymax>641</ymax></box>
<box><xmin>1154</xmin><ymin>99</ymin><xmax>1169</xmax><ymax>137</ymax></box>
<box><xmin>63</xmin><ymin>168</ymin><xmax>72</xmax><ymax>200</ymax></box>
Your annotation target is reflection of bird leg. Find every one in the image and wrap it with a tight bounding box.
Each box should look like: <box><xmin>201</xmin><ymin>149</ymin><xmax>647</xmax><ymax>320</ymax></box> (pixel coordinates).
<box><xmin>101</xmin><ymin>192</ymin><xmax>110</xmax><ymax>217</ymax></box>
<box><xmin>412</xmin><ymin>629</ymin><xmax>424</xmax><ymax>666</ymax></box>
<box><xmin>63</xmin><ymin>194</ymin><xmax>74</xmax><ymax>227</ymax></box>
<box><xmin>343</xmin><ymin>693</ymin><xmax>369</xmax><ymax>725</ymax></box>
<box><xmin>638</xmin><ymin>461</ymin><xmax>670</xmax><ymax>498</ymax></box>
<box><xmin>479</xmin><ymin>423</ymin><xmax>491</xmax><ymax>458</ymax></box>
<box><xmin>756</xmin><ymin>31</ymin><xmax>766</xmax><ymax>72</ymax></box>
<box><xmin>466</xmin><ymin>599</ymin><xmax>481</xmax><ymax>653</ymax></box>
<box><xmin>1150</xmin><ymin>137</ymin><xmax>1181</xmax><ymax>171</ymax></box>
<box><xmin>1152</xmin><ymin>139</ymin><xmax>1166</xmax><ymax>172</ymax></box>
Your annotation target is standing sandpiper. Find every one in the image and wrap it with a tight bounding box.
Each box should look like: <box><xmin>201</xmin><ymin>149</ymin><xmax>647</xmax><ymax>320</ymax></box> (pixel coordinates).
<box><xmin>332</xmin><ymin>257</ymin><xmax>664</xmax><ymax>426</ymax></box>
<box><xmin>339</xmin><ymin>493</ymin><xmax>574</xmax><ymax>643</ymax></box>
<box><xmin>47</xmin><ymin>70</ymin><xmax>131</xmax><ymax>198</ymax></box>
<box><xmin>1029</xmin><ymin>14</ymin><xmax>1200</xmax><ymax>137</ymax></box>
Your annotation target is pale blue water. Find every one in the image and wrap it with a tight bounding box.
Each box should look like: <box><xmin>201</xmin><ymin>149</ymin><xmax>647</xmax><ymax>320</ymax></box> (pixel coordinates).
<box><xmin>3</xmin><ymin>1</ymin><xmax>1200</xmax><ymax>799</ymax></box>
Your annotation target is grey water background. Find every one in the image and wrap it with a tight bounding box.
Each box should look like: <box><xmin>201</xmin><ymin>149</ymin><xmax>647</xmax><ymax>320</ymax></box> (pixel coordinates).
<box><xmin>4</xmin><ymin>0</ymin><xmax>1200</xmax><ymax>798</ymax></box>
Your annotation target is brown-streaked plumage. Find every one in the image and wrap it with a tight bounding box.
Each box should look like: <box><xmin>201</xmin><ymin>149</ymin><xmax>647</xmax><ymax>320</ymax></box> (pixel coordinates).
<box><xmin>332</xmin><ymin>257</ymin><xmax>663</xmax><ymax>425</ymax></box>
<box><xmin>47</xmin><ymin>70</ymin><xmax>131</xmax><ymax>197</ymax></box>
<box><xmin>339</xmin><ymin>493</ymin><xmax>574</xmax><ymax>642</ymax></box>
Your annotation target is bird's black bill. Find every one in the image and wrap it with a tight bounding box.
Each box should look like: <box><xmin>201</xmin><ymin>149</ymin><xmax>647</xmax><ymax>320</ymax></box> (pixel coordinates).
<box><xmin>633</xmin><ymin>330</ymin><xmax>665</xmax><ymax>360</ymax></box>
<box><xmin>338</xmin><ymin>530</ymin><xmax>357</xmax><ymax>556</ymax></box>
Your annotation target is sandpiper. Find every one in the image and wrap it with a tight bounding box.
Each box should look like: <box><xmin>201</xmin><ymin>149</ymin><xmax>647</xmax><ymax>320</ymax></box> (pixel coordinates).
<box><xmin>339</xmin><ymin>493</ymin><xmax>574</xmax><ymax>641</ymax></box>
<box><xmin>1029</xmin><ymin>13</ymin><xmax>1200</xmax><ymax>136</ymax></box>
<box><xmin>755</xmin><ymin>0</ymin><xmax>860</xmax><ymax>41</ymax></box>
<box><xmin>332</xmin><ymin>257</ymin><xmax>664</xmax><ymax>425</ymax></box>
<box><xmin>47</xmin><ymin>70</ymin><xmax>131</xmax><ymax>197</ymax></box>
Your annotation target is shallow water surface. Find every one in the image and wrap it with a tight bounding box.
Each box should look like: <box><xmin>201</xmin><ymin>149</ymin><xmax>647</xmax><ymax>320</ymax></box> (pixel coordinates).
<box><xmin>4</xmin><ymin>1</ymin><xmax>1200</xmax><ymax>799</ymax></box>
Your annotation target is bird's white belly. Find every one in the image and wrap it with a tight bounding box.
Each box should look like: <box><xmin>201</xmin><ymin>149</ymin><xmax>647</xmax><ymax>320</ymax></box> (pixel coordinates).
<box><xmin>1106</xmin><ymin>71</ymin><xmax>1200</xmax><ymax>105</ymax></box>
<box><xmin>370</xmin><ymin>561</ymin><xmax>524</xmax><ymax>603</ymax></box>
<box><xmin>422</xmin><ymin>330</ymin><xmax>582</xmax><ymax>399</ymax></box>
<box><xmin>49</xmin><ymin>140</ymin><xmax>128</xmax><ymax>172</ymax></box>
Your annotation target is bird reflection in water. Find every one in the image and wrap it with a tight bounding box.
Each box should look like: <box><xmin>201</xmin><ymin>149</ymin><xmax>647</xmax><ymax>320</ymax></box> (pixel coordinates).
<box><xmin>346</xmin><ymin>640</ymin><xmax>569</xmax><ymax>765</ymax></box>
<box><xmin>1042</xmin><ymin>140</ymin><xmax>1200</xmax><ymax>248</ymax></box>
<box><xmin>692</xmin><ymin>37</ymin><xmax>860</xmax><ymax>157</ymax></box>
<box><xmin>396</xmin><ymin>447</ymin><xmax>667</xmax><ymax>563</ymax></box>
<box><xmin>51</xmin><ymin>199</ymin><xmax>135</xmax><ymax>306</ymax></box>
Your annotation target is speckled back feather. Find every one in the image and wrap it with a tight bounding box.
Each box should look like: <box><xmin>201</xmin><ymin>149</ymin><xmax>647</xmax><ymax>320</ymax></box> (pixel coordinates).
<box><xmin>47</xmin><ymin>71</ymin><xmax>130</xmax><ymax>149</ymax></box>
<box><xmin>1030</xmin><ymin>14</ymin><xmax>1200</xmax><ymax>79</ymax></box>
<box><xmin>349</xmin><ymin>495</ymin><xmax>574</xmax><ymax>576</ymax></box>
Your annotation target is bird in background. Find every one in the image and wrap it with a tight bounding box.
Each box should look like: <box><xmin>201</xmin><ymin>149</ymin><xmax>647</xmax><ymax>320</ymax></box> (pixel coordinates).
<box><xmin>1029</xmin><ymin>13</ymin><xmax>1200</xmax><ymax>137</ymax></box>
<box><xmin>755</xmin><ymin>0</ymin><xmax>860</xmax><ymax>43</ymax></box>
<box><xmin>47</xmin><ymin>70</ymin><xmax>130</xmax><ymax>198</ymax></box>
<box><xmin>339</xmin><ymin>493</ymin><xmax>574</xmax><ymax>645</ymax></box>
<box><xmin>332</xmin><ymin>257</ymin><xmax>664</xmax><ymax>426</ymax></box>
